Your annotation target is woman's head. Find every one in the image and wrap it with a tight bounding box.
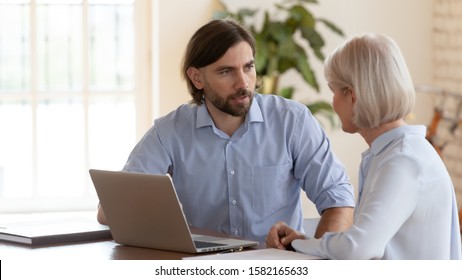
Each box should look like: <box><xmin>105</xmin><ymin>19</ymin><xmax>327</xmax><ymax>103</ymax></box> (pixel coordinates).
<box><xmin>324</xmin><ymin>33</ymin><xmax>415</xmax><ymax>129</ymax></box>
<box><xmin>182</xmin><ymin>19</ymin><xmax>256</xmax><ymax>105</ymax></box>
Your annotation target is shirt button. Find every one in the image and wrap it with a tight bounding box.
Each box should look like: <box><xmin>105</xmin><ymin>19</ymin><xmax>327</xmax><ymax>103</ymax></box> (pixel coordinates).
<box><xmin>232</xmin><ymin>200</ymin><xmax>237</xmax><ymax>205</ymax></box>
<box><xmin>234</xmin><ymin>230</ymin><xmax>239</xmax><ymax>235</ymax></box>
<box><xmin>230</xmin><ymin>170</ymin><xmax>235</xmax><ymax>175</ymax></box>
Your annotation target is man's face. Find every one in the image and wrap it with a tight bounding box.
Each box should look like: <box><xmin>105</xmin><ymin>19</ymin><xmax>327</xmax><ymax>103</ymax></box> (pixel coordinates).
<box><xmin>189</xmin><ymin>41</ymin><xmax>257</xmax><ymax>117</ymax></box>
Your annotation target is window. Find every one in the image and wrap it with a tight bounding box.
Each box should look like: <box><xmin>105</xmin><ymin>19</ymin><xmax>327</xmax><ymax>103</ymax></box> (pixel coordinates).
<box><xmin>0</xmin><ymin>0</ymin><xmax>151</xmax><ymax>212</ymax></box>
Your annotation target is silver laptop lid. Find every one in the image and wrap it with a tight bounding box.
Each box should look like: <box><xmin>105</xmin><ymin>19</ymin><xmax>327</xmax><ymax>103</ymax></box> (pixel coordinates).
<box><xmin>89</xmin><ymin>169</ymin><xmax>258</xmax><ymax>253</ymax></box>
<box><xmin>90</xmin><ymin>169</ymin><xmax>198</xmax><ymax>253</ymax></box>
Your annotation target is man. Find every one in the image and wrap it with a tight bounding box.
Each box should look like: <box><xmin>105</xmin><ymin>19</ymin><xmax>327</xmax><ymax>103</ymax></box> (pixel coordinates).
<box><xmin>97</xmin><ymin>19</ymin><xmax>354</xmax><ymax>243</ymax></box>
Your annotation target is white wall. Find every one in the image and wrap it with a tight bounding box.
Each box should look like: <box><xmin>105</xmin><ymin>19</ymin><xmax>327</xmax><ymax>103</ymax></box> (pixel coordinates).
<box><xmin>154</xmin><ymin>0</ymin><xmax>434</xmax><ymax>217</ymax></box>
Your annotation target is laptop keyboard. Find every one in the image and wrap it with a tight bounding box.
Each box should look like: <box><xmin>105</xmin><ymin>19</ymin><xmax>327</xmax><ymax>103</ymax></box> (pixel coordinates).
<box><xmin>194</xmin><ymin>240</ymin><xmax>226</xmax><ymax>248</ymax></box>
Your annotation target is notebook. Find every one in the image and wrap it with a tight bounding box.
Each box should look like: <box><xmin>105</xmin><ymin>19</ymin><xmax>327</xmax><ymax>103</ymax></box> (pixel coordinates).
<box><xmin>89</xmin><ymin>169</ymin><xmax>259</xmax><ymax>253</ymax></box>
<box><xmin>0</xmin><ymin>216</ymin><xmax>111</xmax><ymax>246</ymax></box>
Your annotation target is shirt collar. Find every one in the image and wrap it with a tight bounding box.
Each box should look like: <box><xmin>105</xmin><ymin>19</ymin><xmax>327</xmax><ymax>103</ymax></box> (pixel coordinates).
<box><xmin>196</xmin><ymin>94</ymin><xmax>264</xmax><ymax>128</ymax></box>
<box><xmin>369</xmin><ymin>125</ymin><xmax>426</xmax><ymax>155</ymax></box>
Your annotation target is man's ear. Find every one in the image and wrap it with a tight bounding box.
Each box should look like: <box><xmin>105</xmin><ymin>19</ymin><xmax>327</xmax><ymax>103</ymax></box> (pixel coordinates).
<box><xmin>186</xmin><ymin>67</ymin><xmax>204</xmax><ymax>90</ymax></box>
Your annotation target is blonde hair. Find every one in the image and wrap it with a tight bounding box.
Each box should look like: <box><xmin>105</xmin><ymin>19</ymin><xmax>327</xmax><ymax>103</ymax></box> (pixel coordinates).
<box><xmin>324</xmin><ymin>33</ymin><xmax>415</xmax><ymax>129</ymax></box>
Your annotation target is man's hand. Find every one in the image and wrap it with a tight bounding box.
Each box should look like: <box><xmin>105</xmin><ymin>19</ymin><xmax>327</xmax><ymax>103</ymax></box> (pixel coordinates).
<box><xmin>265</xmin><ymin>221</ymin><xmax>305</xmax><ymax>250</ymax></box>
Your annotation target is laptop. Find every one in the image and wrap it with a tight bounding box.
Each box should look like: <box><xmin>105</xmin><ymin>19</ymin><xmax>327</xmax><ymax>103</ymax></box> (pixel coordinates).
<box><xmin>89</xmin><ymin>169</ymin><xmax>259</xmax><ymax>253</ymax></box>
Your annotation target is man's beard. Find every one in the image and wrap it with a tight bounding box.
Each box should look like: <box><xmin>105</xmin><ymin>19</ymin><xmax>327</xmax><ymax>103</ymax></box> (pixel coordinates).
<box><xmin>205</xmin><ymin>88</ymin><xmax>254</xmax><ymax>117</ymax></box>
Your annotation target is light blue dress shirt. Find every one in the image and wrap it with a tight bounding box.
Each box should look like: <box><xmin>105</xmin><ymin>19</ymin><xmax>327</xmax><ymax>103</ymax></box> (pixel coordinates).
<box><xmin>123</xmin><ymin>93</ymin><xmax>355</xmax><ymax>242</ymax></box>
<box><xmin>293</xmin><ymin>125</ymin><xmax>462</xmax><ymax>259</ymax></box>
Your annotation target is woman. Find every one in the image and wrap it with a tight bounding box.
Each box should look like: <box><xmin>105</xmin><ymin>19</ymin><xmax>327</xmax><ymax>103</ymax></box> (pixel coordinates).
<box><xmin>266</xmin><ymin>33</ymin><xmax>462</xmax><ymax>259</ymax></box>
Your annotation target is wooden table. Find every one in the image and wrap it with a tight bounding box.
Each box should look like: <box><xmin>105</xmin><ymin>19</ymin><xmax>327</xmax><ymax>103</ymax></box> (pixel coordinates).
<box><xmin>0</xmin><ymin>212</ymin><xmax>262</xmax><ymax>260</ymax></box>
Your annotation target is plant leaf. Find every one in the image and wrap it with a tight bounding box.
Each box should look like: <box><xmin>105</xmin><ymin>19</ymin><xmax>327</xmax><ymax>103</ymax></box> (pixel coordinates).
<box><xmin>294</xmin><ymin>0</ymin><xmax>319</xmax><ymax>4</ymax></box>
<box><xmin>288</xmin><ymin>5</ymin><xmax>315</xmax><ymax>28</ymax></box>
<box><xmin>255</xmin><ymin>35</ymin><xmax>269</xmax><ymax>74</ymax></box>
<box><xmin>306</xmin><ymin>100</ymin><xmax>337</xmax><ymax>127</ymax></box>
<box><xmin>237</xmin><ymin>8</ymin><xmax>258</xmax><ymax>19</ymax></box>
<box><xmin>307</xmin><ymin>100</ymin><xmax>333</xmax><ymax>113</ymax></box>
<box><xmin>294</xmin><ymin>46</ymin><xmax>319</xmax><ymax>91</ymax></box>
<box><xmin>318</xmin><ymin>18</ymin><xmax>344</xmax><ymax>36</ymax></box>
<box><xmin>279</xmin><ymin>86</ymin><xmax>295</xmax><ymax>99</ymax></box>
<box><xmin>300</xmin><ymin>28</ymin><xmax>325</xmax><ymax>61</ymax></box>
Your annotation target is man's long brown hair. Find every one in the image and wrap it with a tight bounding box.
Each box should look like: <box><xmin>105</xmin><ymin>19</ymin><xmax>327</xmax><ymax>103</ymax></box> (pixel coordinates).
<box><xmin>182</xmin><ymin>19</ymin><xmax>257</xmax><ymax>105</ymax></box>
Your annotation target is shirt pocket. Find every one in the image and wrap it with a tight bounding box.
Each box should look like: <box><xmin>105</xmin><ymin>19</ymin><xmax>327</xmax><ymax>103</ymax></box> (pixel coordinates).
<box><xmin>252</xmin><ymin>162</ymin><xmax>293</xmax><ymax>217</ymax></box>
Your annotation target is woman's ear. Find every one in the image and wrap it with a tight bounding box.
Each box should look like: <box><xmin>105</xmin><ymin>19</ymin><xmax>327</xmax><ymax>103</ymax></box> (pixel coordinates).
<box><xmin>186</xmin><ymin>67</ymin><xmax>204</xmax><ymax>90</ymax></box>
<box><xmin>349</xmin><ymin>88</ymin><xmax>357</xmax><ymax>104</ymax></box>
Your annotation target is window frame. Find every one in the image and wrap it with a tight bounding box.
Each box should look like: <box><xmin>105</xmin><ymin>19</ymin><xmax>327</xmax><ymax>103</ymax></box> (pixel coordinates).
<box><xmin>0</xmin><ymin>0</ymin><xmax>152</xmax><ymax>213</ymax></box>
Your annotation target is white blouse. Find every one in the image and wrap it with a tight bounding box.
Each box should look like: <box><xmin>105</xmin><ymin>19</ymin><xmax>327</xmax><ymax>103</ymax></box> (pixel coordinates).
<box><xmin>292</xmin><ymin>125</ymin><xmax>462</xmax><ymax>259</ymax></box>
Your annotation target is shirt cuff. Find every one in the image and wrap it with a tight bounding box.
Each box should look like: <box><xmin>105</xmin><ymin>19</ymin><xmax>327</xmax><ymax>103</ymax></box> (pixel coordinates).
<box><xmin>292</xmin><ymin>238</ymin><xmax>321</xmax><ymax>257</ymax></box>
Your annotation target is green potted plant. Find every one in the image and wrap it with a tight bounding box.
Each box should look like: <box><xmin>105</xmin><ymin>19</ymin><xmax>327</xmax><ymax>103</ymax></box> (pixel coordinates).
<box><xmin>213</xmin><ymin>0</ymin><xmax>344</xmax><ymax>125</ymax></box>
